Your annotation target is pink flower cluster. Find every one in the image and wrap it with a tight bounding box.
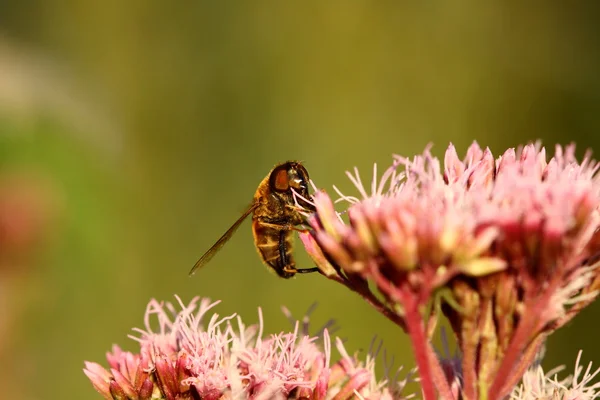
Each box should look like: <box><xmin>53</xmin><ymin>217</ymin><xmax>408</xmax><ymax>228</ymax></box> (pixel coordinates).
<box><xmin>298</xmin><ymin>142</ymin><xmax>600</xmax><ymax>400</ymax></box>
<box><xmin>84</xmin><ymin>297</ymin><xmax>412</xmax><ymax>400</ymax></box>
<box><xmin>511</xmin><ymin>350</ymin><xmax>600</xmax><ymax>400</ymax></box>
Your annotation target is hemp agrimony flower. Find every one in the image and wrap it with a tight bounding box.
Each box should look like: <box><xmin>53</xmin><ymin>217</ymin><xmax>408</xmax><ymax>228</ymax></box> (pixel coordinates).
<box><xmin>299</xmin><ymin>142</ymin><xmax>600</xmax><ymax>400</ymax></box>
<box><xmin>84</xmin><ymin>296</ymin><xmax>413</xmax><ymax>400</ymax></box>
<box><xmin>510</xmin><ymin>350</ymin><xmax>600</xmax><ymax>400</ymax></box>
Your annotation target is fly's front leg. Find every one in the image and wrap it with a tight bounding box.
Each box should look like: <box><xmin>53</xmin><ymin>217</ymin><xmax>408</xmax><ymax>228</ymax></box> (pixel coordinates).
<box><xmin>285</xmin><ymin>202</ymin><xmax>316</xmax><ymax>214</ymax></box>
<box><xmin>258</xmin><ymin>221</ymin><xmax>310</xmax><ymax>234</ymax></box>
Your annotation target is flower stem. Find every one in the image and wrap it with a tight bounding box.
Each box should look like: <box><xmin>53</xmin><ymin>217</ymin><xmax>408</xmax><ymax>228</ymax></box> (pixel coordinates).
<box><xmin>497</xmin><ymin>334</ymin><xmax>546</xmax><ymax>398</ymax></box>
<box><xmin>487</xmin><ymin>289</ymin><xmax>551</xmax><ymax>400</ymax></box>
<box><xmin>425</xmin><ymin>342</ymin><xmax>455</xmax><ymax>400</ymax></box>
<box><xmin>461</xmin><ymin>324</ymin><xmax>478</xmax><ymax>400</ymax></box>
<box><xmin>404</xmin><ymin>301</ymin><xmax>437</xmax><ymax>400</ymax></box>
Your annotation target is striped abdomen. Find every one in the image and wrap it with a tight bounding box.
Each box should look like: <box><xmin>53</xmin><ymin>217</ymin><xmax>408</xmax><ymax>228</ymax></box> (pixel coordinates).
<box><xmin>252</xmin><ymin>220</ymin><xmax>296</xmax><ymax>279</ymax></box>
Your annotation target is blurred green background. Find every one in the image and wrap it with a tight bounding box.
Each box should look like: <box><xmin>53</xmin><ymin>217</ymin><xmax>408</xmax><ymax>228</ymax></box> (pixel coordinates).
<box><xmin>1</xmin><ymin>2</ymin><xmax>600</xmax><ymax>399</ymax></box>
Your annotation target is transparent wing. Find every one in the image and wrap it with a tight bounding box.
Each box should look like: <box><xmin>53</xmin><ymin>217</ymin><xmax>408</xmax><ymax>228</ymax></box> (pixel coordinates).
<box><xmin>189</xmin><ymin>202</ymin><xmax>258</xmax><ymax>276</ymax></box>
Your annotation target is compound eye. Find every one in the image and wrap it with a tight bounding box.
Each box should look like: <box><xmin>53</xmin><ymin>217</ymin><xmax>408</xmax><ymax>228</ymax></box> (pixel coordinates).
<box><xmin>273</xmin><ymin>168</ymin><xmax>290</xmax><ymax>191</ymax></box>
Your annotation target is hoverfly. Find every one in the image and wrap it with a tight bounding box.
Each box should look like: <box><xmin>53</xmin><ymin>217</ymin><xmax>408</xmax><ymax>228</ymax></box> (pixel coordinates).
<box><xmin>189</xmin><ymin>161</ymin><xmax>320</xmax><ymax>279</ymax></box>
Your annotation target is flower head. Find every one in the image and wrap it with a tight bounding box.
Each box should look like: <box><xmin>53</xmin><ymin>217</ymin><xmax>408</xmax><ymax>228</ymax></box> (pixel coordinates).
<box><xmin>511</xmin><ymin>350</ymin><xmax>600</xmax><ymax>400</ymax></box>
<box><xmin>300</xmin><ymin>142</ymin><xmax>600</xmax><ymax>400</ymax></box>
<box><xmin>84</xmin><ymin>297</ymin><xmax>413</xmax><ymax>400</ymax></box>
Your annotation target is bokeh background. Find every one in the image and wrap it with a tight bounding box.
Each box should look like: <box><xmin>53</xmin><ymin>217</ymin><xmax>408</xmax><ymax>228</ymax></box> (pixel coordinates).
<box><xmin>1</xmin><ymin>2</ymin><xmax>600</xmax><ymax>399</ymax></box>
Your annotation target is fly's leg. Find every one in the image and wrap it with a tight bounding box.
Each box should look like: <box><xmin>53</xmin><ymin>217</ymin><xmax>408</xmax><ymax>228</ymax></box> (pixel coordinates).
<box><xmin>264</xmin><ymin>223</ymin><xmax>319</xmax><ymax>276</ymax></box>
<box><xmin>295</xmin><ymin>267</ymin><xmax>319</xmax><ymax>274</ymax></box>
<box><xmin>258</xmin><ymin>221</ymin><xmax>311</xmax><ymax>234</ymax></box>
<box><xmin>285</xmin><ymin>202</ymin><xmax>316</xmax><ymax>214</ymax></box>
<box><xmin>258</xmin><ymin>221</ymin><xmax>311</xmax><ymax>235</ymax></box>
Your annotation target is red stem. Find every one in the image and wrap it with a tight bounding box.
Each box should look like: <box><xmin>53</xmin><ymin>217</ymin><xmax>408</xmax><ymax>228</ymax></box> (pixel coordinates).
<box><xmin>404</xmin><ymin>301</ymin><xmax>437</xmax><ymax>400</ymax></box>
<box><xmin>425</xmin><ymin>342</ymin><xmax>455</xmax><ymax>400</ymax></box>
<box><xmin>367</xmin><ymin>262</ymin><xmax>452</xmax><ymax>399</ymax></box>
<box><xmin>461</xmin><ymin>328</ymin><xmax>478</xmax><ymax>400</ymax></box>
<box><xmin>497</xmin><ymin>334</ymin><xmax>546</xmax><ymax>398</ymax></box>
<box><xmin>487</xmin><ymin>288</ymin><xmax>553</xmax><ymax>400</ymax></box>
